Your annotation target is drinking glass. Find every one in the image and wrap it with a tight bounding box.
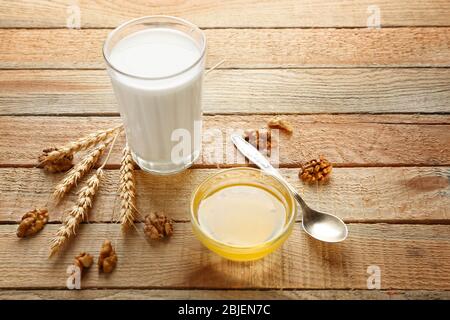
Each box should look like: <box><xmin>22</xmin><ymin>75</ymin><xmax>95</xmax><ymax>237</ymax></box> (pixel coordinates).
<box><xmin>103</xmin><ymin>16</ymin><xmax>206</xmax><ymax>175</ymax></box>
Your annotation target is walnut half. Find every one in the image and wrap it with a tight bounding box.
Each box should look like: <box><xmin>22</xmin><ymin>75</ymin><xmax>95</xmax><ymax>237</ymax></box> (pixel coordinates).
<box><xmin>17</xmin><ymin>208</ymin><xmax>49</xmax><ymax>238</ymax></box>
<box><xmin>38</xmin><ymin>147</ymin><xmax>73</xmax><ymax>173</ymax></box>
<box><xmin>267</xmin><ymin>117</ymin><xmax>293</xmax><ymax>134</ymax></box>
<box><xmin>299</xmin><ymin>156</ymin><xmax>333</xmax><ymax>183</ymax></box>
<box><xmin>98</xmin><ymin>240</ymin><xmax>117</xmax><ymax>273</ymax></box>
<box><xmin>144</xmin><ymin>212</ymin><xmax>174</xmax><ymax>240</ymax></box>
<box><xmin>243</xmin><ymin>128</ymin><xmax>272</xmax><ymax>157</ymax></box>
<box><xmin>74</xmin><ymin>252</ymin><xmax>93</xmax><ymax>275</ymax></box>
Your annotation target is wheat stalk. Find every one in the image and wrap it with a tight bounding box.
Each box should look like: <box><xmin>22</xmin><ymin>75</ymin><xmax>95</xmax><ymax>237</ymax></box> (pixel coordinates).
<box><xmin>118</xmin><ymin>145</ymin><xmax>137</xmax><ymax>232</ymax></box>
<box><xmin>41</xmin><ymin>124</ymin><xmax>122</xmax><ymax>163</ymax></box>
<box><xmin>205</xmin><ymin>59</ymin><xmax>226</xmax><ymax>77</ymax></box>
<box><xmin>49</xmin><ymin>132</ymin><xmax>119</xmax><ymax>257</ymax></box>
<box><xmin>53</xmin><ymin>143</ymin><xmax>108</xmax><ymax>201</ymax></box>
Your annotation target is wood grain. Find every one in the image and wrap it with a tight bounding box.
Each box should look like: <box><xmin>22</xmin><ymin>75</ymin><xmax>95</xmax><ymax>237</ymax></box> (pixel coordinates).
<box><xmin>2</xmin><ymin>68</ymin><xmax>450</xmax><ymax>115</ymax></box>
<box><xmin>1</xmin><ymin>0</ymin><xmax>450</xmax><ymax>28</ymax></box>
<box><xmin>0</xmin><ymin>223</ymin><xmax>449</xmax><ymax>289</ymax></box>
<box><xmin>0</xmin><ymin>289</ymin><xmax>448</xmax><ymax>300</ymax></box>
<box><xmin>1</xmin><ymin>167</ymin><xmax>448</xmax><ymax>223</ymax></box>
<box><xmin>1</xmin><ymin>28</ymin><xmax>450</xmax><ymax>69</ymax></box>
<box><xmin>2</xmin><ymin>0</ymin><xmax>449</xmax><ymax>298</ymax></box>
<box><xmin>0</xmin><ymin>115</ymin><xmax>449</xmax><ymax>167</ymax></box>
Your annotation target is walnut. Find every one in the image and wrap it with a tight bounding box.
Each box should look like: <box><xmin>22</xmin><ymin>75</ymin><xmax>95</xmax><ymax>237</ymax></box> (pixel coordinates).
<box><xmin>144</xmin><ymin>212</ymin><xmax>174</xmax><ymax>240</ymax></box>
<box><xmin>38</xmin><ymin>147</ymin><xmax>73</xmax><ymax>173</ymax></box>
<box><xmin>258</xmin><ymin>128</ymin><xmax>271</xmax><ymax>157</ymax></box>
<box><xmin>267</xmin><ymin>117</ymin><xmax>293</xmax><ymax>134</ymax></box>
<box><xmin>74</xmin><ymin>252</ymin><xmax>93</xmax><ymax>274</ymax></box>
<box><xmin>17</xmin><ymin>208</ymin><xmax>49</xmax><ymax>238</ymax></box>
<box><xmin>299</xmin><ymin>156</ymin><xmax>333</xmax><ymax>183</ymax></box>
<box><xmin>98</xmin><ymin>240</ymin><xmax>117</xmax><ymax>273</ymax></box>
<box><xmin>243</xmin><ymin>128</ymin><xmax>272</xmax><ymax>156</ymax></box>
<box><xmin>244</xmin><ymin>129</ymin><xmax>258</xmax><ymax>147</ymax></box>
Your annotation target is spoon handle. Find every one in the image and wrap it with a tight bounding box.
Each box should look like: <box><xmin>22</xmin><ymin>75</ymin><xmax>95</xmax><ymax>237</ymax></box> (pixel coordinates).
<box><xmin>231</xmin><ymin>134</ymin><xmax>307</xmax><ymax>208</ymax></box>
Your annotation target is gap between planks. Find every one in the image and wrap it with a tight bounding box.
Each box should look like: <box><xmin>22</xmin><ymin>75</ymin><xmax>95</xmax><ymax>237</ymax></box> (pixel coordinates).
<box><xmin>2</xmin><ymin>114</ymin><xmax>450</xmax><ymax>119</ymax></box>
<box><xmin>1</xmin><ymin>163</ymin><xmax>450</xmax><ymax>169</ymax></box>
<box><xmin>0</xmin><ymin>289</ymin><xmax>449</xmax><ymax>300</ymax></box>
<box><xmin>3</xmin><ymin>66</ymin><xmax>450</xmax><ymax>70</ymax></box>
<box><xmin>3</xmin><ymin>220</ymin><xmax>450</xmax><ymax>227</ymax></box>
<box><xmin>4</xmin><ymin>26</ymin><xmax>450</xmax><ymax>30</ymax></box>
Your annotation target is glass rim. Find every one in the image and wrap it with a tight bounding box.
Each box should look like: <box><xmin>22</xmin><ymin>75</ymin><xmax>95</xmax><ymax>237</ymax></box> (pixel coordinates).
<box><xmin>190</xmin><ymin>167</ymin><xmax>298</xmax><ymax>250</ymax></box>
<box><xmin>102</xmin><ymin>15</ymin><xmax>207</xmax><ymax>81</ymax></box>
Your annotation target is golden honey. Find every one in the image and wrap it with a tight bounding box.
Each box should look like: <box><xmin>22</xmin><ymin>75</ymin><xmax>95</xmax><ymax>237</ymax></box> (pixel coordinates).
<box><xmin>198</xmin><ymin>185</ymin><xmax>286</xmax><ymax>247</ymax></box>
<box><xmin>190</xmin><ymin>168</ymin><xmax>297</xmax><ymax>261</ymax></box>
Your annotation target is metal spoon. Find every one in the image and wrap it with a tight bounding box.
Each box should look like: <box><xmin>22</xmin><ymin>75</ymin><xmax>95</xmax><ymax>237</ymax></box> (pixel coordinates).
<box><xmin>232</xmin><ymin>134</ymin><xmax>348</xmax><ymax>243</ymax></box>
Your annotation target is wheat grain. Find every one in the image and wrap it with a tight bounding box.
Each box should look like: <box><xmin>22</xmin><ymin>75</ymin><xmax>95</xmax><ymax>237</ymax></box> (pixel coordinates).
<box><xmin>49</xmin><ymin>168</ymin><xmax>103</xmax><ymax>256</ymax></box>
<box><xmin>53</xmin><ymin>143</ymin><xmax>107</xmax><ymax>201</ymax></box>
<box><xmin>41</xmin><ymin>124</ymin><xmax>122</xmax><ymax>163</ymax></box>
<box><xmin>118</xmin><ymin>145</ymin><xmax>137</xmax><ymax>232</ymax></box>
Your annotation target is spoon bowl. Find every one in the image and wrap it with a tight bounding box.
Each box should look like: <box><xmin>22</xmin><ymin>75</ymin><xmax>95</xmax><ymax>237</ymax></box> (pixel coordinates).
<box><xmin>280</xmin><ymin>177</ymin><xmax>348</xmax><ymax>243</ymax></box>
<box><xmin>300</xmin><ymin>199</ymin><xmax>348</xmax><ymax>243</ymax></box>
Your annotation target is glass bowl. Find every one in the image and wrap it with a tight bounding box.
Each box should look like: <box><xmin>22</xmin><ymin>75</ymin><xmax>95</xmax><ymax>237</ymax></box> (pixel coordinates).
<box><xmin>190</xmin><ymin>167</ymin><xmax>297</xmax><ymax>261</ymax></box>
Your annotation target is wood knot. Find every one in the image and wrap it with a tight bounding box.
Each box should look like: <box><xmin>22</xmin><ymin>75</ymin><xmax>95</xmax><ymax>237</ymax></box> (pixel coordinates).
<box><xmin>405</xmin><ymin>175</ymin><xmax>449</xmax><ymax>192</ymax></box>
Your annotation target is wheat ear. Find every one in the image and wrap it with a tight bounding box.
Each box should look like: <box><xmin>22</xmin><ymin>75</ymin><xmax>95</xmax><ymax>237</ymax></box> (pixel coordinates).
<box><xmin>42</xmin><ymin>124</ymin><xmax>122</xmax><ymax>163</ymax></box>
<box><xmin>53</xmin><ymin>143</ymin><xmax>108</xmax><ymax>201</ymax></box>
<box><xmin>49</xmin><ymin>168</ymin><xmax>103</xmax><ymax>256</ymax></box>
<box><xmin>49</xmin><ymin>133</ymin><xmax>119</xmax><ymax>257</ymax></box>
<box><xmin>118</xmin><ymin>145</ymin><xmax>137</xmax><ymax>232</ymax></box>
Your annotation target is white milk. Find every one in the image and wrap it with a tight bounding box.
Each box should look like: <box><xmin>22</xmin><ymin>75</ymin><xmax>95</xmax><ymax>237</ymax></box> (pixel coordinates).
<box><xmin>107</xmin><ymin>28</ymin><xmax>204</xmax><ymax>174</ymax></box>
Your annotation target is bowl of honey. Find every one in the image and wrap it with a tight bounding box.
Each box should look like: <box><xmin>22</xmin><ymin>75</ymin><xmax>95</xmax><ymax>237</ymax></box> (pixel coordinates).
<box><xmin>190</xmin><ymin>167</ymin><xmax>297</xmax><ymax>261</ymax></box>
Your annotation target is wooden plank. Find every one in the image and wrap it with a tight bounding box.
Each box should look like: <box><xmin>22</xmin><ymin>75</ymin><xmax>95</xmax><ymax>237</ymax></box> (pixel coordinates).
<box><xmin>0</xmin><ymin>223</ymin><xmax>449</xmax><ymax>289</ymax></box>
<box><xmin>0</xmin><ymin>115</ymin><xmax>449</xmax><ymax>167</ymax></box>
<box><xmin>0</xmin><ymin>289</ymin><xmax>449</xmax><ymax>300</ymax></box>
<box><xmin>2</xmin><ymin>68</ymin><xmax>450</xmax><ymax>115</ymax></box>
<box><xmin>1</xmin><ymin>28</ymin><xmax>450</xmax><ymax>69</ymax></box>
<box><xmin>1</xmin><ymin>0</ymin><xmax>450</xmax><ymax>28</ymax></box>
<box><xmin>0</xmin><ymin>167</ymin><xmax>448</xmax><ymax>223</ymax></box>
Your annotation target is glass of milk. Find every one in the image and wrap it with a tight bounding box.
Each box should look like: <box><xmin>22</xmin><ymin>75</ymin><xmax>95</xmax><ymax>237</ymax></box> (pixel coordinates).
<box><xmin>103</xmin><ymin>16</ymin><xmax>206</xmax><ymax>175</ymax></box>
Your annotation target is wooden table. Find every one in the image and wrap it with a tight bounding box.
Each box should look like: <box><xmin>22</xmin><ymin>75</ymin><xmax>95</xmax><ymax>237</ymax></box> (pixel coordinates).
<box><xmin>0</xmin><ymin>1</ymin><xmax>449</xmax><ymax>300</ymax></box>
